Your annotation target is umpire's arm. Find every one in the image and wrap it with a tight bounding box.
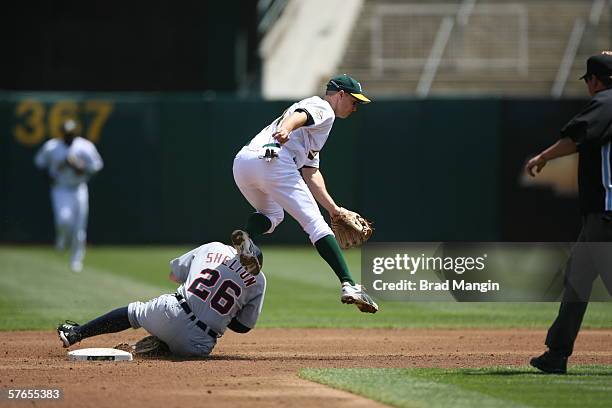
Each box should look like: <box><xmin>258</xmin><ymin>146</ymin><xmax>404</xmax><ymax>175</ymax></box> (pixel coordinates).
<box><xmin>525</xmin><ymin>137</ymin><xmax>577</xmax><ymax>177</ymax></box>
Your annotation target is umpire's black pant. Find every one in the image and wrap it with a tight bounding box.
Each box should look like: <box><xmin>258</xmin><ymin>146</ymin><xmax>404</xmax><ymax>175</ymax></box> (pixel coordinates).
<box><xmin>546</xmin><ymin>212</ymin><xmax>612</xmax><ymax>356</ymax></box>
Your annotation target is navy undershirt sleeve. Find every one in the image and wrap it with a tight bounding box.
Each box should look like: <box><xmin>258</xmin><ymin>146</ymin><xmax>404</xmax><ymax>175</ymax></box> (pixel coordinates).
<box><xmin>295</xmin><ymin>108</ymin><xmax>315</xmax><ymax>126</ymax></box>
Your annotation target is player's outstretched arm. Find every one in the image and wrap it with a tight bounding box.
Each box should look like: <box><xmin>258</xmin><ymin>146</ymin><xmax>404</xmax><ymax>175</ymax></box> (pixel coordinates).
<box><xmin>33</xmin><ymin>148</ymin><xmax>53</xmax><ymax>183</ymax></box>
<box><xmin>88</xmin><ymin>145</ymin><xmax>104</xmax><ymax>174</ymax></box>
<box><xmin>525</xmin><ymin>137</ymin><xmax>577</xmax><ymax>177</ymax></box>
<box><xmin>301</xmin><ymin>167</ymin><xmax>342</xmax><ymax>217</ymax></box>
<box><xmin>33</xmin><ymin>145</ymin><xmax>49</xmax><ymax>170</ymax></box>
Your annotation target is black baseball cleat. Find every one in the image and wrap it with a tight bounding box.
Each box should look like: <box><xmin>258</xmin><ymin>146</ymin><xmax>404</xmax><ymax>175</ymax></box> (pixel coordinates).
<box><xmin>57</xmin><ymin>321</ymin><xmax>82</xmax><ymax>348</ymax></box>
<box><xmin>530</xmin><ymin>350</ymin><xmax>568</xmax><ymax>374</ymax></box>
<box><xmin>231</xmin><ymin>230</ymin><xmax>262</xmax><ymax>276</ymax></box>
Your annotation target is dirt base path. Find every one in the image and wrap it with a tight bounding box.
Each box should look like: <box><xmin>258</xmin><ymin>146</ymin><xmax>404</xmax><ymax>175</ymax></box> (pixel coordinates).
<box><xmin>1</xmin><ymin>329</ymin><xmax>611</xmax><ymax>407</ymax></box>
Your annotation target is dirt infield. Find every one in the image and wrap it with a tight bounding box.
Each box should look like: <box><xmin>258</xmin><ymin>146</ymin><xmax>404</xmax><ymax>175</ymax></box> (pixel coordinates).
<box><xmin>1</xmin><ymin>329</ymin><xmax>611</xmax><ymax>408</ymax></box>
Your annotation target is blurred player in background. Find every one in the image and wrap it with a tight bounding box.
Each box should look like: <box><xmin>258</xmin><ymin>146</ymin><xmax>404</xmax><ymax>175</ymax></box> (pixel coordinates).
<box><xmin>231</xmin><ymin>74</ymin><xmax>378</xmax><ymax>314</ymax></box>
<box><xmin>57</xmin><ymin>241</ymin><xmax>266</xmax><ymax>357</ymax></box>
<box><xmin>34</xmin><ymin>119</ymin><xmax>103</xmax><ymax>272</ymax></box>
<box><xmin>525</xmin><ymin>52</ymin><xmax>612</xmax><ymax>374</ymax></box>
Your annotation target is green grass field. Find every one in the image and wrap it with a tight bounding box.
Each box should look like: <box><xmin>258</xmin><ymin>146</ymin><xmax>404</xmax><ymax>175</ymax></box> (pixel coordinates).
<box><xmin>1</xmin><ymin>245</ymin><xmax>612</xmax><ymax>330</ymax></box>
<box><xmin>1</xmin><ymin>245</ymin><xmax>611</xmax><ymax>407</ymax></box>
<box><xmin>300</xmin><ymin>367</ymin><xmax>612</xmax><ymax>408</ymax></box>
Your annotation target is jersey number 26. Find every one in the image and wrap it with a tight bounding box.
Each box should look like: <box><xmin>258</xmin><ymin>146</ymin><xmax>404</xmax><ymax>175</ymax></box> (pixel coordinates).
<box><xmin>187</xmin><ymin>269</ymin><xmax>242</xmax><ymax>315</ymax></box>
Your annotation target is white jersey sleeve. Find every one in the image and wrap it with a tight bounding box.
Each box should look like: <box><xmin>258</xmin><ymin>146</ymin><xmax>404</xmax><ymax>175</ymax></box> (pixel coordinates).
<box><xmin>295</xmin><ymin>97</ymin><xmax>334</xmax><ymax>131</ymax></box>
<box><xmin>302</xmin><ymin>152</ymin><xmax>320</xmax><ymax>168</ymax></box>
<box><xmin>84</xmin><ymin>140</ymin><xmax>104</xmax><ymax>174</ymax></box>
<box><xmin>72</xmin><ymin>138</ymin><xmax>104</xmax><ymax>175</ymax></box>
<box><xmin>34</xmin><ymin>139</ymin><xmax>55</xmax><ymax>169</ymax></box>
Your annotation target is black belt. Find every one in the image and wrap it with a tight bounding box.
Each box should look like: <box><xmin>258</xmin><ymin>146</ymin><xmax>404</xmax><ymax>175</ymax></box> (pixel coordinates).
<box><xmin>174</xmin><ymin>293</ymin><xmax>219</xmax><ymax>338</ymax></box>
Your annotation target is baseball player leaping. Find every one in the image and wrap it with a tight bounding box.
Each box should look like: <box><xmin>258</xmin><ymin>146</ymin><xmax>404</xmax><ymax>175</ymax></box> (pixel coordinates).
<box><xmin>231</xmin><ymin>74</ymin><xmax>378</xmax><ymax>314</ymax></box>
<box><xmin>34</xmin><ymin>119</ymin><xmax>103</xmax><ymax>273</ymax></box>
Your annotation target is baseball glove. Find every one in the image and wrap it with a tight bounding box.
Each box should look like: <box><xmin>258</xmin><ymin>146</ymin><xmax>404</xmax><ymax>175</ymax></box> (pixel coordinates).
<box><xmin>331</xmin><ymin>208</ymin><xmax>373</xmax><ymax>249</ymax></box>
<box><xmin>114</xmin><ymin>335</ymin><xmax>170</xmax><ymax>357</ymax></box>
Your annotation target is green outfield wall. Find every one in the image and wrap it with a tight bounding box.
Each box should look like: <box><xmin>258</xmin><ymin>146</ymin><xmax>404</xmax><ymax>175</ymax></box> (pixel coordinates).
<box><xmin>0</xmin><ymin>93</ymin><xmax>586</xmax><ymax>244</ymax></box>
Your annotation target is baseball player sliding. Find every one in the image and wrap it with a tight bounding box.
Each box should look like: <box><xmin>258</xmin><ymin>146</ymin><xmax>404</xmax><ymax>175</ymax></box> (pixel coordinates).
<box><xmin>34</xmin><ymin>119</ymin><xmax>103</xmax><ymax>272</ymax></box>
<box><xmin>231</xmin><ymin>74</ymin><xmax>378</xmax><ymax>314</ymax></box>
<box><xmin>57</xmin><ymin>241</ymin><xmax>266</xmax><ymax>357</ymax></box>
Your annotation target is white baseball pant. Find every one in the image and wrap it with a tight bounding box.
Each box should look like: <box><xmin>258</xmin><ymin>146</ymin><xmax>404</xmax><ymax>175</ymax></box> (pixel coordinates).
<box><xmin>51</xmin><ymin>184</ymin><xmax>88</xmax><ymax>265</ymax></box>
<box><xmin>233</xmin><ymin>146</ymin><xmax>333</xmax><ymax>243</ymax></box>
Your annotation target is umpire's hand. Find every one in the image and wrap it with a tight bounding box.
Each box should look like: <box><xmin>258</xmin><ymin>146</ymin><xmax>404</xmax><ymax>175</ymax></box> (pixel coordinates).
<box><xmin>525</xmin><ymin>154</ymin><xmax>547</xmax><ymax>177</ymax></box>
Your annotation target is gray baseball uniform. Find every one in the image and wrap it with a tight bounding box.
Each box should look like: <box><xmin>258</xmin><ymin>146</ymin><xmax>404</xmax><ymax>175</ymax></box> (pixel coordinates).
<box><xmin>127</xmin><ymin>242</ymin><xmax>266</xmax><ymax>356</ymax></box>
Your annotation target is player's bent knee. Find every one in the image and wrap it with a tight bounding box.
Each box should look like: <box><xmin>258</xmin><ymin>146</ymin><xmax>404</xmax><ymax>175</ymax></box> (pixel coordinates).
<box><xmin>74</xmin><ymin>229</ymin><xmax>86</xmax><ymax>243</ymax></box>
<box><xmin>168</xmin><ymin>342</ymin><xmax>213</xmax><ymax>357</ymax></box>
<box><xmin>126</xmin><ymin>302</ymin><xmax>144</xmax><ymax>329</ymax></box>
<box><xmin>265</xmin><ymin>211</ymin><xmax>284</xmax><ymax>234</ymax></box>
<box><xmin>303</xmin><ymin>218</ymin><xmax>333</xmax><ymax>244</ymax></box>
<box><xmin>57</xmin><ymin>207</ymin><xmax>74</xmax><ymax>223</ymax></box>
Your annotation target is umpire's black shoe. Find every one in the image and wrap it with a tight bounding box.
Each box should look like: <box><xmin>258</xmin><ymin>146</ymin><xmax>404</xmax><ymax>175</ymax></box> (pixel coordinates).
<box><xmin>530</xmin><ymin>350</ymin><xmax>568</xmax><ymax>374</ymax></box>
<box><xmin>57</xmin><ymin>321</ymin><xmax>82</xmax><ymax>348</ymax></box>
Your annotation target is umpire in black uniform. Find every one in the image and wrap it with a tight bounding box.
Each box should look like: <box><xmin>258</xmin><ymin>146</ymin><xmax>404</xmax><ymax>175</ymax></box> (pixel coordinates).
<box><xmin>525</xmin><ymin>51</ymin><xmax>612</xmax><ymax>374</ymax></box>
